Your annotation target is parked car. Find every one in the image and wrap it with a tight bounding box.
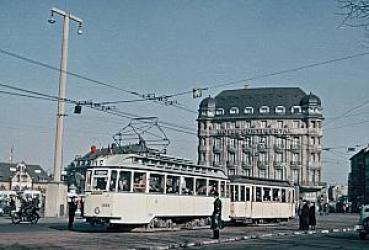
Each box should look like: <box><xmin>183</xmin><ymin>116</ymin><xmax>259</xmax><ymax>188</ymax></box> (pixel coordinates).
<box><xmin>358</xmin><ymin>204</ymin><xmax>369</xmax><ymax>240</ymax></box>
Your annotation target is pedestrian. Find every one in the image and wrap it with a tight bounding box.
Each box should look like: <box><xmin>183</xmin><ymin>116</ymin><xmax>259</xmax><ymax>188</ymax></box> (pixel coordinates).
<box><xmin>309</xmin><ymin>202</ymin><xmax>316</xmax><ymax>230</ymax></box>
<box><xmin>301</xmin><ymin>200</ymin><xmax>310</xmax><ymax>230</ymax></box>
<box><xmin>211</xmin><ymin>191</ymin><xmax>222</xmax><ymax>239</ymax></box>
<box><xmin>9</xmin><ymin>197</ymin><xmax>16</xmax><ymax>213</ymax></box>
<box><xmin>68</xmin><ymin>196</ymin><xmax>77</xmax><ymax>230</ymax></box>
<box><xmin>80</xmin><ymin>197</ymin><xmax>85</xmax><ymax>218</ymax></box>
<box><xmin>297</xmin><ymin>198</ymin><xmax>304</xmax><ymax>230</ymax></box>
<box><xmin>324</xmin><ymin>203</ymin><xmax>329</xmax><ymax>216</ymax></box>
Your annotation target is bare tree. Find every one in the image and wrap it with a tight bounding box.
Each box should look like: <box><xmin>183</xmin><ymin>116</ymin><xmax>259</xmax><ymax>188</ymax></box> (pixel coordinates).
<box><xmin>338</xmin><ymin>0</ymin><xmax>369</xmax><ymax>32</ymax></box>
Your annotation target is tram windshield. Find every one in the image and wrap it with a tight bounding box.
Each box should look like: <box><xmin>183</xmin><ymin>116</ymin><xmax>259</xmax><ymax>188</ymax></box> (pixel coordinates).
<box><xmin>92</xmin><ymin>170</ymin><xmax>108</xmax><ymax>191</ymax></box>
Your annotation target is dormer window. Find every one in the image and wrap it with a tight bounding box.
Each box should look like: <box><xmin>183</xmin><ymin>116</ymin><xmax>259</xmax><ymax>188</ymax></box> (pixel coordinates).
<box><xmin>275</xmin><ymin>106</ymin><xmax>286</xmax><ymax>113</ymax></box>
<box><xmin>259</xmin><ymin>106</ymin><xmax>270</xmax><ymax>113</ymax></box>
<box><xmin>291</xmin><ymin>106</ymin><xmax>302</xmax><ymax>113</ymax></box>
<box><xmin>244</xmin><ymin>107</ymin><xmax>254</xmax><ymax>114</ymax></box>
<box><xmin>229</xmin><ymin>107</ymin><xmax>239</xmax><ymax>115</ymax></box>
<box><xmin>215</xmin><ymin>108</ymin><xmax>224</xmax><ymax>115</ymax></box>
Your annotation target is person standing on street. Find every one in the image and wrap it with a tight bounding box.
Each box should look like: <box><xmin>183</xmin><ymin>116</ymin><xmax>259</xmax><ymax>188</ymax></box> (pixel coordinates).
<box><xmin>301</xmin><ymin>200</ymin><xmax>310</xmax><ymax>230</ymax></box>
<box><xmin>68</xmin><ymin>196</ymin><xmax>77</xmax><ymax>230</ymax></box>
<box><xmin>309</xmin><ymin>202</ymin><xmax>317</xmax><ymax>230</ymax></box>
<box><xmin>211</xmin><ymin>191</ymin><xmax>222</xmax><ymax>239</ymax></box>
<box><xmin>297</xmin><ymin>198</ymin><xmax>304</xmax><ymax>230</ymax></box>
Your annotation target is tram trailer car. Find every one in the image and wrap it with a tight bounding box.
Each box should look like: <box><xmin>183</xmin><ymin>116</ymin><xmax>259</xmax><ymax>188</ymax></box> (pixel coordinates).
<box><xmin>229</xmin><ymin>176</ymin><xmax>295</xmax><ymax>224</ymax></box>
<box><xmin>83</xmin><ymin>153</ymin><xmax>231</xmax><ymax>229</ymax></box>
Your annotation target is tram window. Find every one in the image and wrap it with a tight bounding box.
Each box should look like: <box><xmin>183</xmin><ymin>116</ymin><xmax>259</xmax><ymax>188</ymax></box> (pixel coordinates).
<box><xmin>118</xmin><ymin>171</ymin><xmax>131</xmax><ymax>192</ymax></box>
<box><xmin>196</xmin><ymin>178</ymin><xmax>207</xmax><ymax>196</ymax></box>
<box><xmin>220</xmin><ymin>181</ymin><xmax>226</xmax><ymax>197</ymax></box>
<box><xmin>226</xmin><ymin>183</ymin><xmax>230</xmax><ymax>198</ymax></box>
<box><xmin>263</xmin><ymin>188</ymin><xmax>271</xmax><ymax>201</ymax></box>
<box><xmin>208</xmin><ymin>180</ymin><xmax>218</xmax><ymax>196</ymax></box>
<box><xmin>281</xmin><ymin>189</ymin><xmax>286</xmax><ymax>202</ymax></box>
<box><xmin>166</xmin><ymin>175</ymin><xmax>180</xmax><ymax>194</ymax></box>
<box><xmin>272</xmin><ymin>188</ymin><xmax>280</xmax><ymax>201</ymax></box>
<box><xmin>240</xmin><ymin>186</ymin><xmax>246</xmax><ymax>202</ymax></box>
<box><xmin>181</xmin><ymin>177</ymin><xmax>194</xmax><ymax>195</ymax></box>
<box><xmin>109</xmin><ymin>170</ymin><xmax>118</xmax><ymax>192</ymax></box>
<box><xmin>85</xmin><ymin>170</ymin><xmax>92</xmax><ymax>192</ymax></box>
<box><xmin>235</xmin><ymin>185</ymin><xmax>240</xmax><ymax>201</ymax></box>
<box><xmin>133</xmin><ymin>172</ymin><xmax>147</xmax><ymax>193</ymax></box>
<box><xmin>255</xmin><ymin>187</ymin><xmax>262</xmax><ymax>202</ymax></box>
<box><xmin>230</xmin><ymin>185</ymin><xmax>234</xmax><ymax>201</ymax></box>
<box><xmin>246</xmin><ymin>187</ymin><xmax>250</xmax><ymax>201</ymax></box>
<box><xmin>92</xmin><ymin>175</ymin><xmax>108</xmax><ymax>191</ymax></box>
<box><xmin>149</xmin><ymin>174</ymin><xmax>165</xmax><ymax>193</ymax></box>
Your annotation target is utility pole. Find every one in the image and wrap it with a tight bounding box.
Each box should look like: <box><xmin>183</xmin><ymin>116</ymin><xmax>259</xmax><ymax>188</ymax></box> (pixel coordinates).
<box><xmin>46</xmin><ymin>8</ymin><xmax>83</xmax><ymax>218</ymax></box>
<box><xmin>48</xmin><ymin>8</ymin><xmax>83</xmax><ymax>182</ymax></box>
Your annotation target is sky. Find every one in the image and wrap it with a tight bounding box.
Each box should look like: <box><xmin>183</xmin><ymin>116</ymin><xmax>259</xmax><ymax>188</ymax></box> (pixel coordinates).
<box><xmin>0</xmin><ymin>0</ymin><xmax>368</xmax><ymax>185</ymax></box>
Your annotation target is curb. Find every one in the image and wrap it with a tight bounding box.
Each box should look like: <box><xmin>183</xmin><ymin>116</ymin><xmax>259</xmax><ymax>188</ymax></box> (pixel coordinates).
<box><xmin>137</xmin><ymin>226</ymin><xmax>357</xmax><ymax>250</ymax></box>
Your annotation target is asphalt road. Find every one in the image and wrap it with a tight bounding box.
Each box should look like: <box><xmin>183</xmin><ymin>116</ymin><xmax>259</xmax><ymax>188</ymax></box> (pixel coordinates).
<box><xmin>0</xmin><ymin>214</ymin><xmax>362</xmax><ymax>250</ymax></box>
<box><xmin>193</xmin><ymin>232</ymin><xmax>369</xmax><ymax>250</ymax></box>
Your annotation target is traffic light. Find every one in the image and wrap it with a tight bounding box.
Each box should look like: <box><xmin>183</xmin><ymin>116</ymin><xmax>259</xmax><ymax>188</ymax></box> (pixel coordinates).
<box><xmin>74</xmin><ymin>105</ymin><xmax>82</xmax><ymax>114</ymax></box>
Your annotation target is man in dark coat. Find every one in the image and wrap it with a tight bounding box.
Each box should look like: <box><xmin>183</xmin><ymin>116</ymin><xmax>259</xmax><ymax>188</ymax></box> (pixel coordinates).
<box><xmin>297</xmin><ymin>198</ymin><xmax>304</xmax><ymax>230</ymax></box>
<box><xmin>309</xmin><ymin>202</ymin><xmax>317</xmax><ymax>230</ymax></box>
<box><xmin>211</xmin><ymin>191</ymin><xmax>222</xmax><ymax>239</ymax></box>
<box><xmin>301</xmin><ymin>201</ymin><xmax>310</xmax><ymax>230</ymax></box>
<box><xmin>68</xmin><ymin>196</ymin><xmax>78</xmax><ymax>230</ymax></box>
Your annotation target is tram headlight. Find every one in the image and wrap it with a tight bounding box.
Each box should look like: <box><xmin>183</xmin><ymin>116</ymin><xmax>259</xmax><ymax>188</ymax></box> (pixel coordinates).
<box><xmin>94</xmin><ymin>207</ymin><xmax>101</xmax><ymax>215</ymax></box>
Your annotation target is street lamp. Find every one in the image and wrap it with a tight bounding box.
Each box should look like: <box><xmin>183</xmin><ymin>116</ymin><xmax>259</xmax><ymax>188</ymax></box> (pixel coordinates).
<box><xmin>48</xmin><ymin>7</ymin><xmax>83</xmax><ymax>183</ymax></box>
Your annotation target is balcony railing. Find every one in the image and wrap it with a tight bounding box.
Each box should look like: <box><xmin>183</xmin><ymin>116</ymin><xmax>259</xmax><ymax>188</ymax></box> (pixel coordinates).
<box><xmin>257</xmin><ymin>143</ymin><xmax>268</xmax><ymax>152</ymax></box>
<box><xmin>227</xmin><ymin>144</ymin><xmax>236</xmax><ymax>153</ymax></box>
<box><xmin>273</xmin><ymin>161</ymin><xmax>285</xmax><ymax>168</ymax></box>
<box><xmin>241</xmin><ymin>161</ymin><xmax>252</xmax><ymax>169</ymax></box>
<box><xmin>290</xmin><ymin>160</ymin><xmax>302</xmax><ymax>166</ymax></box>
<box><xmin>257</xmin><ymin>160</ymin><xmax>268</xmax><ymax>169</ymax></box>
<box><xmin>290</xmin><ymin>144</ymin><xmax>301</xmax><ymax>151</ymax></box>
<box><xmin>274</xmin><ymin>144</ymin><xmax>285</xmax><ymax>152</ymax></box>
<box><xmin>242</xmin><ymin>144</ymin><xmax>252</xmax><ymax>153</ymax></box>
<box><xmin>226</xmin><ymin>160</ymin><xmax>237</xmax><ymax>168</ymax></box>
<box><xmin>213</xmin><ymin>145</ymin><xmax>222</xmax><ymax>153</ymax></box>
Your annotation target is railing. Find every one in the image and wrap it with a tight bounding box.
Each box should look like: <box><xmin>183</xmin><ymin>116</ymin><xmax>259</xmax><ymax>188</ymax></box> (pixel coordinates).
<box><xmin>257</xmin><ymin>160</ymin><xmax>268</xmax><ymax>169</ymax></box>
<box><xmin>273</xmin><ymin>144</ymin><xmax>285</xmax><ymax>152</ymax></box>
<box><xmin>290</xmin><ymin>160</ymin><xmax>302</xmax><ymax>166</ymax></box>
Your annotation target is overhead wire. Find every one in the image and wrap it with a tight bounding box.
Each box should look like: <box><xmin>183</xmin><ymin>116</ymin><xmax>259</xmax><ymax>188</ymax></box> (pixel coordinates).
<box><xmin>0</xmin><ymin>48</ymin><xmax>196</xmax><ymax>113</ymax></box>
<box><xmin>0</xmin><ymin>81</ymin><xmax>197</xmax><ymax>137</ymax></box>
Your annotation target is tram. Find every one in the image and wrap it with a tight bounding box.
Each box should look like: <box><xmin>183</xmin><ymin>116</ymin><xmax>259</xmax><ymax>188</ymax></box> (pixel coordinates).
<box><xmin>83</xmin><ymin>152</ymin><xmax>231</xmax><ymax>229</ymax></box>
<box><xmin>82</xmin><ymin>149</ymin><xmax>295</xmax><ymax>229</ymax></box>
<box><xmin>229</xmin><ymin>176</ymin><xmax>295</xmax><ymax>223</ymax></box>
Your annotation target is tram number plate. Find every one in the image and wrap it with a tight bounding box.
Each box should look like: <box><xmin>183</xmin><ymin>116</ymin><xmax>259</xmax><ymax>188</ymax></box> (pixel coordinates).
<box><xmin>91</xmin><ymin>191</ymin><xmax>103</xmax><ymax>195</ymax></box>
<box><xmin>102</xmin><ymin>203</ymin><xmax>111</xmax><ymax>208</ymax></box>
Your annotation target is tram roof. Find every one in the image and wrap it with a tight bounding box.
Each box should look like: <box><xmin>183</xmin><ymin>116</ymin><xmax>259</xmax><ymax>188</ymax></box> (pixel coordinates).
<box><xmin>229</xmin><ymin>175</ymin><xmax>293</xmax><ymax>187</ymax></box>
<box><xmin>78</xmin><ymin>151</ymin><xmax>227</xmax><ymax>178</ymax></box>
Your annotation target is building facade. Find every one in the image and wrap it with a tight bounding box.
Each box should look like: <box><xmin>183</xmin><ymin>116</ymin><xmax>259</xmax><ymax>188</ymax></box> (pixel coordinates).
<box><xmin>348</xmin><ymin>146</ymin><xmax>369</xmax><ymax>212</ymax></box>
<box><xmin>197</xmin><ymin>87</ymin><xmax>324</xmax><ymax>196</ymax></box>
<box><xmin>0</xmin><ymin>162</ymin><xmax>49</xmax><ymax>192</ymax></box>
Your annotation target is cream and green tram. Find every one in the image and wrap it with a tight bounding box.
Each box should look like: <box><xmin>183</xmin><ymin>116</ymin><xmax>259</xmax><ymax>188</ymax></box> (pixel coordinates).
<box><xmin>229</xmin><ymin>176</ymin><xmax>295</xmax><ymax>223</ymax></box>
<box><xmin>83</xmin><ymin>153</ymin><xmax>230</xmax><ymax>229</ymax></box>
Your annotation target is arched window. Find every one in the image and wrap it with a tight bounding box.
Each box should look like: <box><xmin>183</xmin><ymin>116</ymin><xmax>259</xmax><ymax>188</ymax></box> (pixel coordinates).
<box><xmin>244</xmin><ymin>107</ymin><xmax>254</xmax><ymax>114</ymax></box>
<box><xmin>259</xmin><ymin>106</ymin><xmax>270</xmax><ymax>113</ymax></box>
<box><xmin>291</xmin><ymin>106</ymin><xmax>302</xmax><ymax>113</ymax></box>
<box><xmin>229</xmin><ymin>107</ymin><xmax>239</xmax><ymax>115</ymax></box>
<box><xmin>215</xmin><ymin>108</ymin><xmax>224</xmax><ymax>115</ymax></box>
<box><xmin>275</xmin><ymin>106</ymin><xmax>286</xmax><ymax>113</ymax></box>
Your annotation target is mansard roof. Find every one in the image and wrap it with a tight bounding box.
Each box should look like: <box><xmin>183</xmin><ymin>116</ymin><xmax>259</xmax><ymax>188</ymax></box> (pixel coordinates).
<box><xmin>200</xmin><ymin>87</ymin><xmax>322</xmax><ymax>119</ymax></box>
